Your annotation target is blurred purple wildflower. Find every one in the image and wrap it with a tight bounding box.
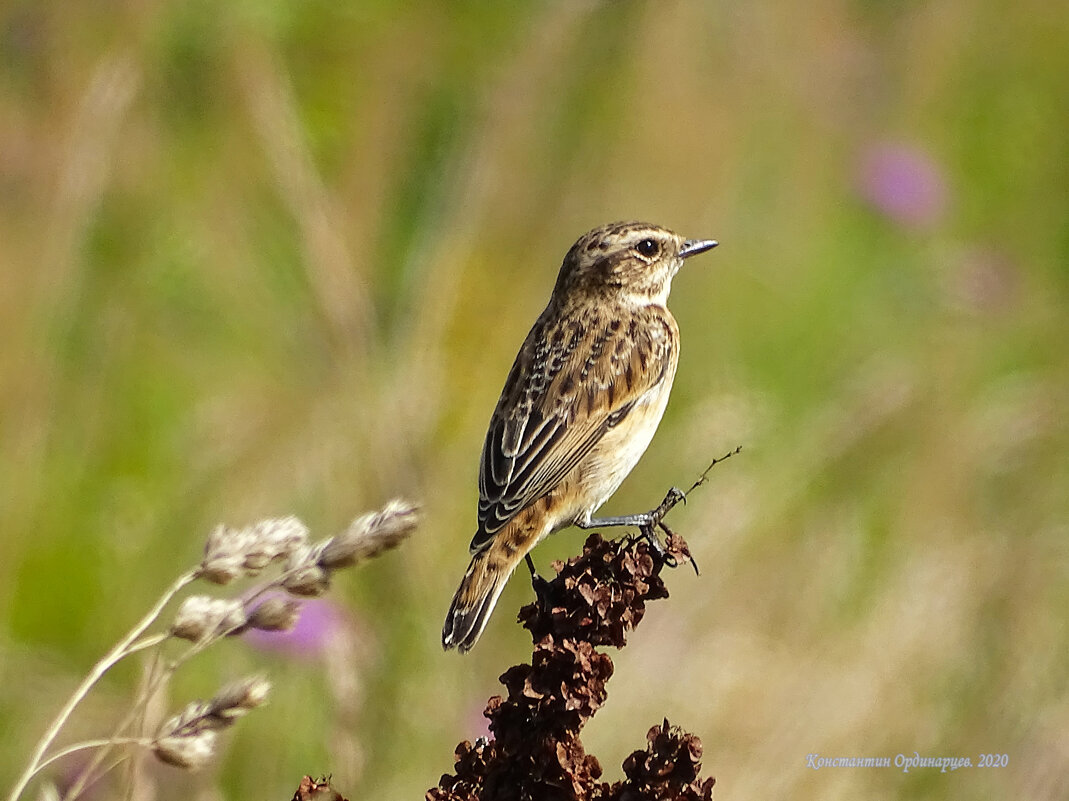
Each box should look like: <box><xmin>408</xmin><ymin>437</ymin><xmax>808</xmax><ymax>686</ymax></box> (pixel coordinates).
<box><xmin>244</xmin><ymin>594</ymin><xmax>347</xmax><ymax>659</ymax></box>
<box><xmin>857</xmin><ymin>142</ymin><xmax>948</xmax><ymax>229</ymax></box>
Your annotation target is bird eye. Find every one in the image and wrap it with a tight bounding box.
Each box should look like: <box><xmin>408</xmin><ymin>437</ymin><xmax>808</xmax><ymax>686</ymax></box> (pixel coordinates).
<box><xmin>635</xmin><ymin>238</ymin><xmax>660</xmax><ymax>258</ymax></box>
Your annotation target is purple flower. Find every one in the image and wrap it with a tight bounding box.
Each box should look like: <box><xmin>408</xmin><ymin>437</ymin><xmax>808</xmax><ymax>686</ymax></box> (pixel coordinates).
<box><xmin>244</xmin><ymin>595</ymin><xmax>349</xmax><ymax>660</ymax></box>
<box><xmin>857</xmin><ymin>142</ymin><xmax>948</xmax><ymax>229</ymax></box>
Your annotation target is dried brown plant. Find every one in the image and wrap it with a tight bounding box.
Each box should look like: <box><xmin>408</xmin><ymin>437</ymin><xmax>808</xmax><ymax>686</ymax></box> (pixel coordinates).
<box><xmin>428</xmin><ymin>532</ymin><xmax>716</xmax><ymax>801</ymax></box>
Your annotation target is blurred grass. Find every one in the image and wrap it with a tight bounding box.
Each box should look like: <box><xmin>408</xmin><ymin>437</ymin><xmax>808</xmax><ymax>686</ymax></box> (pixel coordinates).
<box><xmin>1</xmin><ymin>1</ymin><xmax>1067</xmax><ymax>799</ymax></box>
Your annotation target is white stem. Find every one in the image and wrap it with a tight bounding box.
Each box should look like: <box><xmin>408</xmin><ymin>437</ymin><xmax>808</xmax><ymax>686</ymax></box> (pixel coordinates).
<box><xmin>32</xmin><ymin>738</ymin><xmax>148</xmax><ymax>777</ymax></box>
<box><xmin>7</xmin><ymin>571</ymin><xmax>197</xmax><ymax>801</ymax></box>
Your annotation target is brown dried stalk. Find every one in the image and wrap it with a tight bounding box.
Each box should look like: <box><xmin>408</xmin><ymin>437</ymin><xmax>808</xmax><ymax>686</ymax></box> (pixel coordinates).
<box><xmin>428</xmin><ymin>531</ymin><xmax>716</xmax><ymax>801</ymax></box>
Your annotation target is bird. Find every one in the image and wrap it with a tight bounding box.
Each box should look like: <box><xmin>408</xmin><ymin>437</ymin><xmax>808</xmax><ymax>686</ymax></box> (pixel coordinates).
<box><xmin>442</xmin><ymin>221</ymin><xmax>718</xmax><ymax>652</ymax></box>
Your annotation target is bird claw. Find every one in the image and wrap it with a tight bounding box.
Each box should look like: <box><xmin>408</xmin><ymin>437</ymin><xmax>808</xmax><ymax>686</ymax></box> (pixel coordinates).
<box><xmin>528</xmin><ymin>574</ymin><xmax>552</xmax><ymax>613</ymax></box>
<box><xmin>637</xmin><ymin>523</ymin><xmax>672</xmax><ymax>564</ymax></box>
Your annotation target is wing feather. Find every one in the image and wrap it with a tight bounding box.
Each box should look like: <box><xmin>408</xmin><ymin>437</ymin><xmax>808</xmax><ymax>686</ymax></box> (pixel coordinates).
<box><xmin>470</xmin><ymin>306</ymin><xmax>675</xmax><ymax>553</ymax></box>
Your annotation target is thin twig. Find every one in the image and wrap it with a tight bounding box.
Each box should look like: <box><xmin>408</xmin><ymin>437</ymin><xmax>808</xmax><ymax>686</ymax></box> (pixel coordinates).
<box><xmin>685</xmin><ymin>446</ymin><xmax>743</xmax><ymax>496</ymax></box>
<box><xmin>626</xmin><ymin>448</ymin><xmax>744</xmax><ymax>575</ymax></box>
<box><xmin>644</xmin><ymin>446</ymin><xmax>744</xmax><ymax>529</ymax></box>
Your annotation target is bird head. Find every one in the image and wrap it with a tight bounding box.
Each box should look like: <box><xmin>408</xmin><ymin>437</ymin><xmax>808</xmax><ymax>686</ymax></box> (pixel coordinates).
<box><xmin>553</xmin><ymin>221</ymin><xmax>717</xmax><ymax>306</ymax></box>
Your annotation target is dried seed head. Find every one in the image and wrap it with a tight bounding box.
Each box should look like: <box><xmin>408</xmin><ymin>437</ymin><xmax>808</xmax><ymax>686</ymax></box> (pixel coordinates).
<box><xmin>317</xmin><ymin>498</ymin><xmax>419</xmax><ymax>569</ymax></box>
<box><xmin>200</xmin><ymin>517</ymin><xmax>310</xmax><ymax>584</ymax></box>
<box><xmin>171</xmin><ymin>596</ymin><xmax>247</xmax><ymax>641</ymax></box>
<box><xmin>207</xmin><ymin>675</ymin><xmax>272</xmax><ymax>725</ymax></box>
<box><xmin>153</xmin><ymin>729</ymin><xmax>218</xmax><ymax>770</ymax></box>
<box><xmin>200</xmin><ymin>524</ymin><xmax>248</xmax><ymax>584</ymax></box>
<box><xmin>281</xmin><ymin>544</ymin><xmax>330</xmax><ymax>596</ymax></box>
<box><xmin>246</xmin><ymin>596</ymin><xmax>302</xmax><ymax>632</ymax></box>
<box><xmin>245</xmin><ymin>516</ymin><xmax>310</xmax><ymax>570</ymax></box>
<box><xmin>159</xmin><ymin>701</ymin><xmax>214</xmax><ymax>737</ymax></box>
<box><xmin>151</xmin><ymin>676</ymin><xmax>269</xmax><ymax>770</ymax></box>
<box><xmin>282</xmin><ymin>563</ymin><xmax>331</xmax><ymax>596</ymax></box>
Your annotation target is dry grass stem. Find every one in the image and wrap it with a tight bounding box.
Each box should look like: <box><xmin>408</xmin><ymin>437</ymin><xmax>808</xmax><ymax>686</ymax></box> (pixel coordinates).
<box><xmin>8</xmin><ymin>500</ymin><xmax>419</xmax><ymax>801</ymax></box>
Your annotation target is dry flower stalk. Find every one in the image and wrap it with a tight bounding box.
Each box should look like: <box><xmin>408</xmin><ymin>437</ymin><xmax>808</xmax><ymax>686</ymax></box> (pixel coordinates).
<box><xmin>8</xmin><ymin>498</ymin><xmax>419</xmax><ymax>801</ymax></box>
<box><xmin>428</xmin><ymin>532</ymin><xmax>716</xmax><ymax>801</ymax></box>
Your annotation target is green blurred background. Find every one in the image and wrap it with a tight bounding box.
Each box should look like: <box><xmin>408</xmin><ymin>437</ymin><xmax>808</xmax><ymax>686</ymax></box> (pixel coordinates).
<box><xmin>1</xmin><ymin>1</ymin><xmax>1067</xmax><ymax>798</ymax></box>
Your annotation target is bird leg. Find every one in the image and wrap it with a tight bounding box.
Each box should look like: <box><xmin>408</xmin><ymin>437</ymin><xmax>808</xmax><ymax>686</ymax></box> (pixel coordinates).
<box><xmin>577</xmin><ymin>486</ymin><xmax>690</xmax><ymax>567</ymax></box>
<box><xmin>525</xmin><ymin>552</ymin><xmax>552</xmax><ymax>602</ymax></box>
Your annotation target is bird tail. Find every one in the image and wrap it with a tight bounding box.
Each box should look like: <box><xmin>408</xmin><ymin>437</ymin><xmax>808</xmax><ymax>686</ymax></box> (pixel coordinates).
<box><xmin>442</xmin><ymin>538</ymin><xmax>526</xmax><ymax>652</ymax></box>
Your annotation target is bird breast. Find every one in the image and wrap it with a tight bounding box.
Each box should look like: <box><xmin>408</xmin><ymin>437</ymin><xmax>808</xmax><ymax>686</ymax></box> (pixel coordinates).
<box><xmin>572</xmin><ymin>344</ymin><xmax>678</xmax><ymax>519</ymax></box>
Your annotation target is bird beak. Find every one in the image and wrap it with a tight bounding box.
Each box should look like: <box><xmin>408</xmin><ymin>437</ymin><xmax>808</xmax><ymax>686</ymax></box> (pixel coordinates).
<box><xmin>680</xmin><ymin>239</ymin><xmax>718</xmax><ymax>259</ymax></box>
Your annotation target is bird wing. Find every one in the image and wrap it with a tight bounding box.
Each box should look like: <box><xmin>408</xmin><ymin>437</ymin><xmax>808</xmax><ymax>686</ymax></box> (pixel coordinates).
<box><xmin>470</xmin><ymin>306</ymin><xmax>676</xmax><ymax>553</ymax></box>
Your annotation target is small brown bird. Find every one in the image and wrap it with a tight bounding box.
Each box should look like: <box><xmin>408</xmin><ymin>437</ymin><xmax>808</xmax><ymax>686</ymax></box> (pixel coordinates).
<box><xmin>442</xmin><ymin>221</ymin><xmax>717</xmax><ymax>652</ymax></box>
